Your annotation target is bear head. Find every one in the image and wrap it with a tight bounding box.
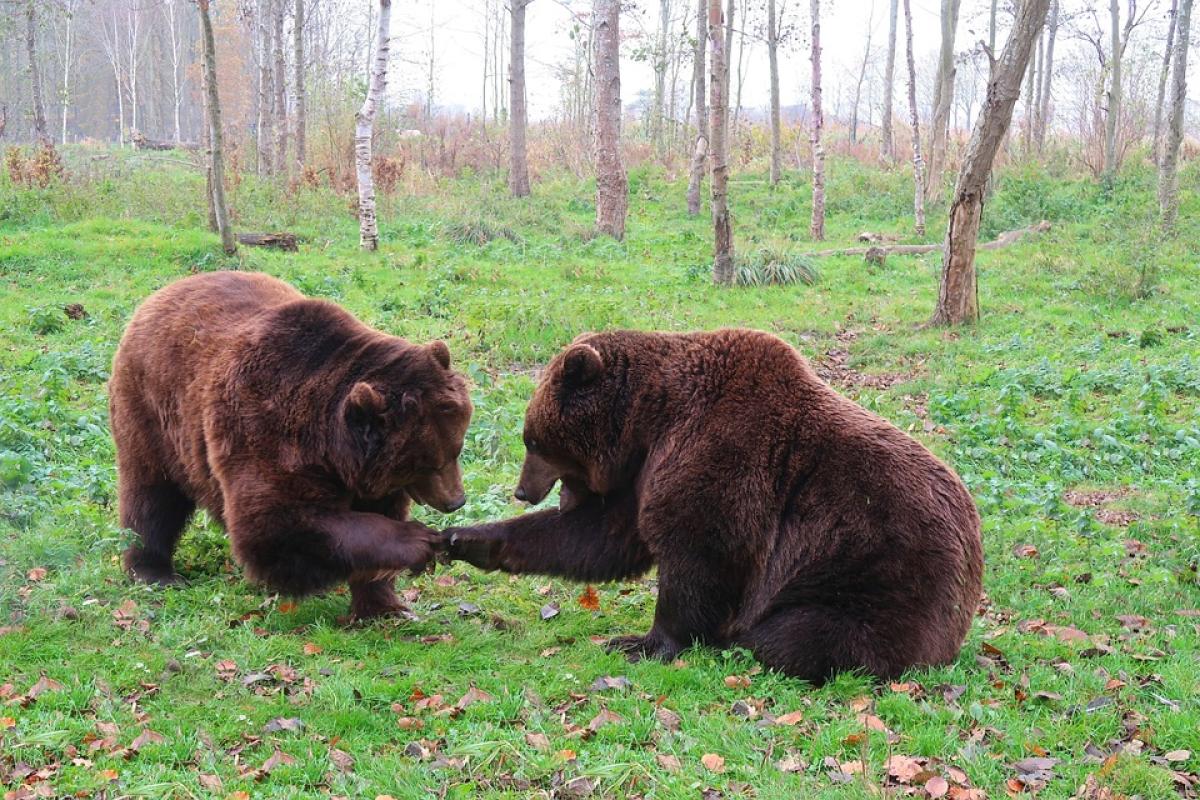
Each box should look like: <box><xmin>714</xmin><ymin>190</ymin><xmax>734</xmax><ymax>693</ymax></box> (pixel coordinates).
<box><xmin>332</xmin><ymin>339</ymin><xmax>472</xmax><ymax>513</ymax></box>
<box><xmin>515</xmin><ymin>335</ymin><xmax>641</xmax><ymax>510</ymax></box>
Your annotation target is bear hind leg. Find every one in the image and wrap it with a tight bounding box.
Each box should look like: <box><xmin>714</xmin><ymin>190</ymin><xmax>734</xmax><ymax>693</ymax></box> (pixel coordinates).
<box><xmin>740</xmin><ymin>606</ymin><xmax>900</xmax><ymax>685</ymax></box>
<box><xmin>120</xmin><ymin>479</ymin><xmax>194</xmax><ymax>586</ymax></box>
<box><xmin>348</xmin><ymin>573</ymin><xmax>413</xmax><ymax>622</ymax></box>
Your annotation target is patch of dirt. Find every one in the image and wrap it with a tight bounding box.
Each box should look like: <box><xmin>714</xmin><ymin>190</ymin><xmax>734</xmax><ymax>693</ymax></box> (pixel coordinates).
<box><xmin>1094</xmin><ymin>509</ymin><xmax>1139</xmax><ymax>527</ymax></box>
<box><xmin>63</xmin><ymin>303</ymin><xmax>87</xmax><ymax>320</ymax></box>
<box><xmin>1063</xmin><ymin>488</ymin><xmax>1135</xmax><ymax>508</ymax></box>
<box><xmin>815</xmin><ymin>347</ymin><xmax>920</xmax><ymax>390</ymax></box>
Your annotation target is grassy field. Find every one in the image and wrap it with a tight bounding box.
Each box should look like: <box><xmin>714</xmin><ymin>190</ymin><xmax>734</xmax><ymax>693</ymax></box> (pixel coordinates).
<box><xmin>1</xmin><ymin>150</ymin><xmax>1199</xmax><ymax>799</ymax></box>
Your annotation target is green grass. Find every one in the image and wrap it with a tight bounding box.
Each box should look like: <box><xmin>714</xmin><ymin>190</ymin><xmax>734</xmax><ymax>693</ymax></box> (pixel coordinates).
<box><xmin>1</xmin><ymin>151</ymin><xmax>1199</xmax><ymax>799</ymax></box>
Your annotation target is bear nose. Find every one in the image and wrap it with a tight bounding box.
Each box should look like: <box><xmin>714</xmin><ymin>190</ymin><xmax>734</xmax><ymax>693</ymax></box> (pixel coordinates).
<box><xmin>445</xmin><ymin>494</ymin><xmax>466</xmax><ymax>512</ymax></box>
<box><xmin>514</xmin><ymin>486</ymin><xmax>528</xmax><ymax>502</ymax></box>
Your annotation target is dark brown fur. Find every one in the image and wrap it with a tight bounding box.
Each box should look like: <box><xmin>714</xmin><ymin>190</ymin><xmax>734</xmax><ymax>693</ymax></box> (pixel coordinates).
<box><xmin>447</xmin><ymin>329</ymin><xmax>982</xmax><ymax>682</ymax></box>
<box><xmin>109</xmin><ymin>271</ymin><xmax>472</xmax><ymax>619</ymax></box>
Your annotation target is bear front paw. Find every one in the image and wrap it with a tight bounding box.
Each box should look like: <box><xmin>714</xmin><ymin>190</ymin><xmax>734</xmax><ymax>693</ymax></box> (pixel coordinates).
<box><xmin>445</xmin><ymin>528</ymin><xmax>504</xmax><ymax>571</ymax></box>
<box><xmin>605</xmin><ymin>631</ymin><xmax>683</xmax><ymax>663</ymax></box>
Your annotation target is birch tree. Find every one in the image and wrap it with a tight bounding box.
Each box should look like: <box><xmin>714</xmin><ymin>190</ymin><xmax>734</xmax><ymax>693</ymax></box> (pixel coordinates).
<box><xmin>25</xmin><ymin>0</ymin><xmax>49</xmax><ymax>143</ymax></box>
<box><xmin>593</xmin><ymin>0</ymin><xmax>627</xmax><ymax>240</ymax></box>
<box><xmin>881</xmin><ymin>0</ymin><xmax>898</xmax><ymax>159</ymax></box>
<box><xmin>903</xmin><ymin>0</ymin><xmax>925</xmax><ymax>236</ymax></box>
<box><xmin>197</xmin><ymin>0</ymin><xmax>235</xmax><ymax>255</ymax></box>
<box><xmin>925</xmin><ymin>0</ymin><xmax>961</xmax><ymax>202</ymax></box>
<box><xmin>767</xmin><ymin>0</ymin><xmax>782</xmax><ymax>184</ymax></box>
<box><xmin>1034</xmin><ymin>0</ymin><xmax>1058</xmax><ymax>149</ymax></box>
<box><xmin>709</xmin><ymin>0</ymin><xmax>733</xmax><ymax>284</ymax></box>
<box><xmin>686</xmin><ymin>0</ymin><xmax>708</xmax><ymax>214</ymax></box>
<box><xmin>356</xmin><ymin>0</ymin><xmax>391</xmax><ymax>251</ymax></box>
<box><xmin>509</xmin><ymin>0</ymin><xmax>531</xmax><ymax>197</ymax></box>
<box><xmin>273</xmin><ymin>0</ymin><xmax>288</xmax><ymax>176</ymax></box>
<box><xmin>294</xmin><ymin>0</ymin><xmax>305</xmax><ymax>169</ymax></box>
<box><xmin>932</xmin><ymin>0</ymin><xmax>1050</xmax><ymax>326</ymax></box>
<box><xmin>256</xmin><ymin>0</ymin><xmax>274</xmax><ymax>174</ymax></box>
<box><xmin>1152</xmin><ymin>0</ymin><xmax>1179</xmax><ymax>162</ymax></box>
<box><xmin>1158</xmin><ymin>0</ymin><xmax>1192</xmax><ymax>230</ymax></box>
<box><xmin>809</xmin><ymin>0</ymin><xmax>825</xmax><ymax>241</ymax></box>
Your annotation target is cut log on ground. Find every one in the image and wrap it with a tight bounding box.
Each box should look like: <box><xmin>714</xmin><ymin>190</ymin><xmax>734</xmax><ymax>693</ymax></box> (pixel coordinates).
<box><xmin>236</xmin><ymin>232</ymin><xmax>298</xmax><ymax>252</ymax></box>
<box><xmin>808</xmin><ymin>221</ymin><xmax>1050</xmax><ymax>258</ymax></box>
<box><xmin>132</xmin><ymin>131</ymin><xmax>199</xmax><ymax>151</ymax></box>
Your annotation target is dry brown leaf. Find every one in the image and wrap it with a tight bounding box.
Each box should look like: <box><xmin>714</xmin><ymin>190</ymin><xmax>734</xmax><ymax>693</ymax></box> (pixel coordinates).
<box><xmin>0</xmin><ymin>717</ymin><xmax>15</xmax><ymax>730</ymax></box>
<box><xmin>302</xmin><ymin>642</ymin><xmax>322</xmax><ymax>655</ymax></box>
<box><xmin>97</xmin><ymin>768</ymin><xmax>118</xmax><ymax>782</ymax></box>
<box><xmin>396</xmin><ymin>717</ymin><xmax>424</xmax><ymax>730</ymax></box>
<box><xmin>26</xmin><ymin>567</ymin><xmax>48</xmax><ymax>581</ymax></box>
<box><xmin>926</xmin><ymin>776</ymin><xmax>949</xmax><ymax>798</ymax></box>
<box><xmin>588</xmin><ymin>709</ymin><xmax>623</xmax><ymax>732</ymax></box>
<box><xmin>655</xmin><ymin>706</ymin><xmax>682</xmax><ymax>731</ymax></box>
<box><xmin>330</xmin><ymin>748</ymin><xmax>354</xmax><ymax>773</ymax></box>
<box><xmin>525</xmin><ymin>732</ymin><xmax>551</xmax><ymax>751</ymax></box>
<box><xmin>198</xmin><ymin>774</ymin><xmax>222</xmax><ymax>791</ymax></box>
<box><xmin>774</xmin><ymin>710</ymin><xmax>805</xmax><ymax>726</ymax></box>
<box><xmin>1165</xmin><ymin>750</ymin><xmax>1191</xmax><ymax>763</ymax></box>
<box><xmin>130</xmin><ymin>729</ymin><xmax>165</xmax><ymax>751</ymax></box>
<box><xmin>656</xmin><ymin>753</ymin><xmax>682</xmax><ymax>772</ymax></box>
<box><xmin>723</xmin><ymin>674</ymin><xmax>750</xmax><ymax>689</ymax></box>
<box><xmin>577</xmin><ymin>585</ymin><xmax>601</xmax><ymax>611</ymax></box>
<box><xmin>455</xmin><ymin>686</ymin><xmax>494</xmax><ymax>711</ymax></box>
<box><xmin>26</xmin><ymin>675</ymin><xmax>64</xmax><ymax>700</ymax></box>
<box><xmin>701</xmin><ymin>753</ymin><xmax>726</xmax><ymax>773</ymax></box>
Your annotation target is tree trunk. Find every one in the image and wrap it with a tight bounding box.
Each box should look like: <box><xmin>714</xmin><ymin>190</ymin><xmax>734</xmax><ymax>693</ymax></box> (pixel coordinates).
<box><xmin>593</xmin><ymin>0</ymin><xmax>627</xmax><ymax>240</ymax></box>
<box><xmin>198</xmin><ymin>0</ymin><xmax>236</xmax><ymax>255</ymax></box>
<box><xmin>164</xmin><ymin>0</ymin><xmax>183</xmax><ymax>145</ymax></box>
<box><xmin>1024</xmin><ymin>26</ymin><xmax>1041</xmax><ymax>150</ymax></box>
<box><xmin>356</xmin><ymin>0</ymin><xmax>392</xmax><ymax>251</ymax></box>
<box><xmin>988</xmin><ymin>0</ymin><xmax>997</xmax><ymax>52</ymax></box>
<box><xmin>257</xmin><ymin>0</ymin><xmax>274</xmax><ymax>175</ymax></box>
<box><xmin>1103</xmin><ymin>0</ymin><xmax>1121</xmax><ymax>180</ymax></box>
<box><xmin>881</xmin><ymin>0</ymin><xmax>899</xmax><ymax>160</ymax></box>
<box><xmin>925</xmin><ymin>0</ymin><xmax>961</xmax><ymax>202</ymax></box>
<box><xmin>732</xmin><ymin>0</ymin><xmax>747</xmax><ymax>131</ymax></box>
<box><xmin>273</xmin><ymin>0</ymin><xmax>289</xmax><ymax>177</ymax></box>
<box><xmin>509</xmin><ymin>0</ymin><xmax>531</xmax><ymax>197</ymax></box>
<box><xmin>199</xmin><ymin>54</ymin><xmax>217</xmax><ymax>232</ymax></box>
<box><xmin>850</xmin><ymin>16</ymin><xmax>874</xmax><ymax>146</ymax></box>
<box><xmin>1158</xmin><ymin>0</ymin><xmax>1193</xmax><ymax>231</ymax></box>
<box><xmin>709</xmin><ymin>0</ymin><xmax>733</xmax><ymax>284</ymax></box>
<box><xmin>686</xmin><ymin>0</ymin><xmax>709</xmax><ymax>214</ymax></box>
<box><xmin>1153</xmin><ymin>0</ymin><xmax>1179</xmax><ymax>163</ymax></box>
<box><xmin>294</xmin><ymin>0</ymin><xmax>306</xmax><ymax>170</ymax></box>
<box><xmin>652</xmin><ymin>0</ymin><xmax>669</xmax><ymax>157</ymax></box>
<box><xmin>1035</xmin><ymin>0</ymin><xmax>1058</xmax><ymax>150</ymax></box>
<box><xmin>58</xmin><ymin>0</ymin><xmax>76</xmax><ymax>145</ymax></box>
<box><xmin>25</xmin><ymin>0</ymin><xmax>49</xmax><ymax>143</ymax></box>
<box><xmin>902</xmin><ymin>0</ymin><xmax>925</xmax><ymax>236</ymax></box>
<box><xmin>810</xmin><ymin>0</ymin><xmax>825</xmax><ymax>241</ymax></box>
<box><xmin>768</xmin><ymin>0</ymin><xmax>781</xmax><ymax>184</ymax></box>
<box><xmin>932</xmin><ymin>0</ymin><xmax>1049</xmax><ymax>326</ymax></box>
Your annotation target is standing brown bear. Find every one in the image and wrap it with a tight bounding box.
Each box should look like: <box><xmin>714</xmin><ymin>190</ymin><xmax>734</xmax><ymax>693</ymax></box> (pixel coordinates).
<box><xmin>446</xmin><ymin>329</ymin><xmax>982</xmax><ymax>682</ymax></box>
<box><xmin>109</xmin><ymin>271</ymin><xmax>472</xmax><ymax>620</ymax></box>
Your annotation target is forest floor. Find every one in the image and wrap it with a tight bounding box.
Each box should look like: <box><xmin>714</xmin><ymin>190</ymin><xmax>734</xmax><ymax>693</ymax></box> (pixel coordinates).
<box><xmin>1</xmin><ymin>151</ymin><xmax>1199</xmax><ymax>799</ymax></box>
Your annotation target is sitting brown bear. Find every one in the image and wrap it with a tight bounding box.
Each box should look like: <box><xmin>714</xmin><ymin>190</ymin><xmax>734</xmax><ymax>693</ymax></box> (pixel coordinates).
<box><xmin>447</xmin><ymin>329</ymin><xmax>982</xmax><ymax>682</ymax></box>
<box><xmin>109</xmin><ymin>271</ymin><xmax>471</xmax><ymax>620</ymax></box>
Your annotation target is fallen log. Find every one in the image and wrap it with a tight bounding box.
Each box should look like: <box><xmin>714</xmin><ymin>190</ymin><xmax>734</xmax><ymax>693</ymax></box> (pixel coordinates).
<box><xmin>809</xmin><ymin>220</ymin><xmax>1051</xmax><ymax>258</ymax></box>
<box><xmin>236</xmin><ymin>232</ymin><xmax>299</xmax><ymax>252</ymax></box>
<box><xmin>132</xmin><ymin>131</ymin><xmax>200</xmax><ymax>151</ymax></box>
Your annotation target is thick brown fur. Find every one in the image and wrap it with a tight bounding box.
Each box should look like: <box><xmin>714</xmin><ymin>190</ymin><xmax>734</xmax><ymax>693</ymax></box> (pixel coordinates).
<box><xmin>109</xmin><ymin>271</ymin><xmax>472</xmax><ymax>619</ymax></box>
<box><xmin>447</xmin><ymin>329</ymin><xmax>982</xmax><ymax>683</ymax></box>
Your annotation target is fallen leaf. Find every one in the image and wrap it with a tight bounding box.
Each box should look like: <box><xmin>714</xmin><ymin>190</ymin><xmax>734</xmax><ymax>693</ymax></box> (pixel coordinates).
<box><xmin>263</xmin><ymin>717</ymin><xmax>304</xmax><ymax>734</ymax></box>
<box><xmin>723</xmin><ymin>674</ymin><xmax>751</xmax><ymax>689</ymax></box>
<box><xmin>26</xmin><ymin>567</ymin><xmax>47</xmax><ymax>581</ymax></box>
<box><xmin>0</xmin><ymin>717</ymin><xmax>15</xmax><ymax>730</ymax></box>
<box><xmin>557</xmin><ymin>749</ymin><xmax>577</xmax><ymax>761</ymax></box>
<box><xmin>227</xmin><ymin>793</ymin><xmax>251</xmax><ymax>800</ymax></box>
<box><xmin>587</xmin><ymin>709</ymin><xmax>623</xmax><ymax>732</ymax></box>
<box><xmin>130</xmin><ymin>729</ymin><xmax>165</xmax><ymax>751</ymax></box>
<box><xmin>1012</xmin><ymin>544</ymin><xmax>1039</xmax><ymax>559</ymax></box>
<box><xmin>926</xmin><ymin>776</ymin><xmax>949</xmax><ymax>798</ymax></box>
<box><xmin>525</xmin><ymin>732</ymin><xmax>551</xmax><ymax>751</ymax></box>
<box><xmin>655</xmin><ymin>706</ymin><xmax>682</xmax><ymax>731</ymax></box>
<box><xmin>577</xmin><ymin>585</ymin><xmax>600</xmax><ymax>611</ymax></box>
<box><xmin>589</xmin><ymin>675</ymin><xmax>631</xmax><ymax>692</ymax></box>
<box><xmin>97</xmin><ymin>768</ymin><xmax>119</xmax><ymax>781</ymax></box>
<box><xmin>701</xmin><ymin>753</ymin><xmax>726</xmax><ymax>773</ymax></box>
<box><xmin>540</xmin><ymin>603</ymin><xmax>560</xmax><ymax>620</ymax></box>
<box><xmin>656</xmin><ymin>753</ymin><xmax>682</xmax><ymax>772</ymax></box>
<box><xmin>1165</xmin><ymin>750</ymin><xmax>1191</xmax><ymax>763</ymax></box>
<box><xmin>776</xmin><ymin>752</ymin><xmax>806</xmax><ymax>773</ymax></box>
<box><xmin>215</xmin><ymin>660</ymin><xmax>238</xmax><ymax>680</ymax></box>
<box><xmin>455</xmin><ymin>686</ymin><xmax>494</xmax><ymax>711</ymax></box>
<box><xmin>330</xmin><ymin>748</ymin><xmax>354</xmax><ymax>772</ymax></box>
<box><xmin>857</xmin><ymin>712</ymin><xmax>891</xmax><ymax>733</ymax></box>
<box><xmin>302</xmin><ymin>642</ymin><xmax>322</xmax><ymax>655</ymax></box>
<box><xmin>396</xmin><ymin>716</ymin><xmax>424</xmax><ymax>730</ymax></box>
<box><xmin>277</xmin><ymin>601</ymin><xmax>298</xmax><ymax>613</ymax></box>
<box><xmin>458</xmin><ymin>602</ymin><xmax>481</xmax><ymax>616</ymax></box>
<box><xmin>774</xmin><ymin>710</ymin><xmax>805</xmax><ymax>726</ymax></box>
<box><xmin>259</xmin><ymin>748</ymin><xmax>297</xmax><ymax>775</ymax></box>
<box><xmin>198</xmin><ymin>774</ymin><xmax>222</xmax><ymax>790</ymax></box>
<box><xmin>26</xmin><ymin>675</ymin><xmax>64</xmax><ymax>700</ymax></box>
<box><xmin>886</xmin><ymin>754</ymin><xmax>924</xmax><ymax>783</ymax></box>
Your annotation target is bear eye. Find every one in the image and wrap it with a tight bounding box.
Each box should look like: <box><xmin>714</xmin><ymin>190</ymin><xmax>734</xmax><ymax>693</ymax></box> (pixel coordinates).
<box><xmin>524</xmin><ymin>437</ymin><xmax>538</xmax><ymax>453</ymax></box>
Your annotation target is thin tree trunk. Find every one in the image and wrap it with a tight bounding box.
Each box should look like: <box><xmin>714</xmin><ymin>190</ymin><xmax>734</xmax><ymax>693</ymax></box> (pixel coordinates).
<box><xmin>882</xmin><ymin>0</ymin><xmax>899</xmax><ymax>160</ymax></box>
<box><xmin>294</xmin><ymin>0</ymin><xmax>306</xmax><ymax>170</ymax></box>
<box><xmin>709</xmin><ymin>0</ymin><xmax>733</xmax><ymax>284</ymax></box>
<box><xmin>687</xmin><ymin>0</ymin><xmax>709</xmax><ymax>214</ymax></box>
<box><xmin>198</xmin><ymin>0</ymin><xmax>236</xmax><ymax>255</ymax></box>
<box><xmin>768</xmin><ymin>0</ymin><xmax>781</xmax><ymax>185</ymax></box>
<box><xmin>257</xmin><ymin>0</ymin><xmax>274</xmax><ymax>175</ymax></box>
<box><xmin>199</xmin><ymin>58</ymin><xmax>217</xmax><ymax>232</ymax></box>
<box><xmin>1153</xmin><ymin>0</ymin><xmax>1179</xmax><ymax>163</ymax></box>
<box><xmin>164</xmin><ymin>0</ymin><xmax>183</xmax><ymax>144</ymax></box>
<box><xmin>356</xmin><ymin>0</ymin><xmax>392</xmax><ymax>251</ymax></box>
<box><xmin>1159</xmin><ymin>0</ymin><xmax>1193</xmax><ymax>231</ymax></box>
<box><xmin>926</xmin><ymin>0</ymin><xmax>961</xmax><ymax>202</ymax></box>
<box><xmin>850</xmin><ymin>13</ymin><xmax>874</xmax><ymax>146</ymax></box>
<box><xmin>274</xmin><ymin>0</ymin><xmax>288</xmax><ymax>177</ymax></box>
<box><xmin>732</xmin><ymin>0</ymin><xmax>748</xmax><ymax>131</ymax></box>
<box><xmin>25</xmin><ymin>0</ymin><xmax>49</xmax><ymax>143</ymax></box>
<box><xmin>1035</xmin><ymin>0</ymin><xmax>1058</xmax><ymax>150</ymax></box>
<box><xmin>810</xmin><ymin>0</ymin><xmax>825</xmax><ymax>240</ymax></box>
<box><xmin>652</xmin><ymin>0</ymin><xmax>669</xmax><ymax>156</ymax></box>
<box><xmin>509</xmin><ymin>0</ymin><xmax>531</xmax><ymax>197</ymax></box>
<box><xmin>593</xmin><ymin>0</ymin><xmax>627</xmax><ymax>240</ymax></box>
<box><xmin>989</xmin><ymin>0</ymin><xmax>997</xmax><ymax>52</ymax></box>
<box><xmin>58</xmin><ymin>1</ymin><xmax>76</xmax><ymax>145</ymax></box>
<box><xmin>932</xmin><ymin>0</ymin><xmax>1049</xmax><ymax>326</ymax></box>
<box><xmin>1103</xmin><ymin>0</ymin><xmax>1121</xmax><ymax>180</ymax></box>
<box><xmin>1025</xmin><ymin>27</ymin><xmax>1041</xmax><ymax>150</ymax></box>
<box><xmin>903</xmin><ymin>0</ymin><xmax>925</xmax><ymax>236</ymax></box>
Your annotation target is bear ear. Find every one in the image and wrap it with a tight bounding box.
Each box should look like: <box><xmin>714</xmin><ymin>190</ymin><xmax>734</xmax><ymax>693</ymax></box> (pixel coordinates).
<box><xmin>561</xmin><ymin>343</ymin><xmax>603</xmax><ymax>387</ymax></box>
<box><xmin>345</xmin><ymin>381</ymin><xmax>386</xmax><ymax>426</ymax></box>
<box><xmin>428</xmin><ymin>340</ymin><xmax>451</xmax><ymax>370</ymax></box>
